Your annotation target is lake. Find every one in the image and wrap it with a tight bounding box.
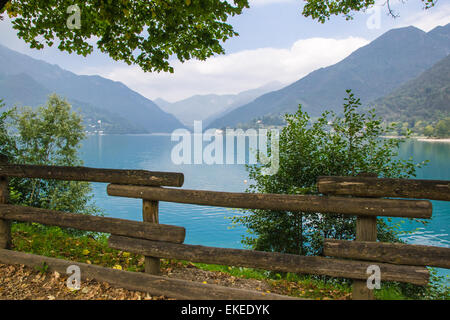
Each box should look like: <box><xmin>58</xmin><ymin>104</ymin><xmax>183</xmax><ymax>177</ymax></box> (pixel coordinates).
<box><xmin>80</xmin><ymin>134</ymin><xmax>450</xmax><ymax>278</ymax></box>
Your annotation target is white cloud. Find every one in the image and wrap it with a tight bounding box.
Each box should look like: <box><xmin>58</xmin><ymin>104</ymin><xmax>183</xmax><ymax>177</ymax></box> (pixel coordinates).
<box><xmin>400</xmin><ymin>3</ymin><xmax>450</xmax><ymax>32</ymax></box>
<box><xmin>81</xmin><ymin>36</ymin><xmax>369</xmax><ymax>102</ymax></box>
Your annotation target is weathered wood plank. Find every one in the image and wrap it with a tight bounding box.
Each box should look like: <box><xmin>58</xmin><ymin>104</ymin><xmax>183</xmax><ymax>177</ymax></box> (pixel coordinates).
<box><xmin>0</xmin><ymin>164</ymin><xmax>184</xmax><ymax>187</ymax></box>
<box><xmin>324</xmin><ymin>239</ymin><xmax>450</xmax><ymax>269</ymax></box>
<box><xmin>353</xmin><ymin>216</ymin><xmax>377</xmax><ymax>300</ymax></box>
<box><xmin>107</xmin><ymin>184</ymin><xmax>432</xmax><ymax>219</ymax></box>
<box><xmin>356</xmin><ymin>217</ymin><xmax>377</xmax><ymax>242</ymax></box>
<box><xmin>0</xmin><ymin>204</ymin><xmax>185</xmax><ymax>243</ymax></box>
<box><xmin>318</xmin><ymin>176</ymin><xmax>450</xmax><ymax>201</ymax></box>
<box><xmin>0</xmin><ymin>249</ymin><xmax>299</xmax><ymax>300</ymax></box>
<box><xmin>108</xmin><ymin>235</ymin><xmax>429</xmax><ymax>285</ymax></box>
<box><xmin>351</xmin><ymin>172</ymin><xmax>378</xmax><ymax>300</ymax></box>
<box><xmin>143</xmin><ymin>199</ymin><xmax>161</xmax><ymax>275</ymax></box>
<box><xmin>0</xmin><ymin>155</ymin><xmax>10</xmax><ymax>249</ymax></box>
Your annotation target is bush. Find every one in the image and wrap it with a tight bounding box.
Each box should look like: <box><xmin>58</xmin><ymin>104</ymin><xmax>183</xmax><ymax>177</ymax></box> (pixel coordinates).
<box><xmin>0</xmin><ymin>95</ymin><xmax>101</xmax><ymax>222</ymax></box>
<box><xmin>233</xmin><ymin>90</ymin><xmax>425</xmax><ymax>256</ymax></box>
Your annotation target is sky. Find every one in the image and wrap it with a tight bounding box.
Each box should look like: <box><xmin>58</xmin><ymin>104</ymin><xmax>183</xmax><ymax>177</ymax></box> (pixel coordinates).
<box><xmin>1</xmin><ymin>0</ymin><xmax>449</xmax><ymax>102</ymax></box>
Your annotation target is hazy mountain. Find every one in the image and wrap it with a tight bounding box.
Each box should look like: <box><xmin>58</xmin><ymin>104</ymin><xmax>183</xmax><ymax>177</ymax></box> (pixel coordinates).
<box><xmin>0</xmin><ymin>44</ymin><xmax>184</xmax><ymax>133</ymax></box>
<box><xmin>0</xmin><ymin>73</ymin><xmax>49</xmax><ymax>107</ymax></box>
<box><xmin>153</xmin><ymin>98</ymin><xmax>172</xmax><ymax>110</ymax></box>
<box><xmin>373</xmin><ymin>53</ymin><xmax>450</xmax><ymax>124</ymax></box>
<box><xmin>155</xmin><ymin>81</ymin><xmax>284</xmax><ymax>128</ymax></box>
<box><xmin>428</xmin><ymin>23</ymin><xmax>450</xmax><ymax>44</ymax></box>
<box><xmin>209</xmin><ymin>24</ymin><xmax>450</xmax><ymax>129</ymax></box>
<box><xmin>0</xmin><ymin>73</ymin><xmax>145</xmax><ymax>134</ymax></box>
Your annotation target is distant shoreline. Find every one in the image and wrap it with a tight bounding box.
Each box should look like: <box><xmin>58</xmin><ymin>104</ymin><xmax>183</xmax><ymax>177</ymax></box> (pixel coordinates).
<box><xmin>86</xmin><ymin>132</ymin><xmax>173</xmax><ymax>136</ymax></box>
<box><xmin>89</xmin><ymin>133</ymin><xmax>450</xmax><ymax>141</ymax></box>
<box><xmin>381</xmin><ymin>135</ymin><xmax>450</xmax><ymax>143</ymax></box>
<box><xmin>416</xmin><ymin>138</ymin><xmax>450</xmax><ymax>143</ymax></box>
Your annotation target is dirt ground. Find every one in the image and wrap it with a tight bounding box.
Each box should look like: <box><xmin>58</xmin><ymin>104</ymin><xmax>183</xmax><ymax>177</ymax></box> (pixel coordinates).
<box><xmin>0</xmin><ymin>262</ymin><xmax>273</xmax><ymax>300</ymax></box>
<box><xmin>163</xmin><ymin>262</ymin><xmax>272</xmax><ymax>292</ymax></box>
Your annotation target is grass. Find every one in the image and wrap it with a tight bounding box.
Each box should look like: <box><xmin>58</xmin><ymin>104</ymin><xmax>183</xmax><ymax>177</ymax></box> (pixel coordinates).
<box><xmin>11</xmin><ymin>222</ymin><xmax>146</xmax><ymax>272</ymax></box>
<box><xmin>192</xmin><ymin>262</ymin><xmax>352</xmax><ymax>299</ymax></box>
<box><xmin>8</xmin><ymin>222</ymin><xmax>449</xmax><ymax>300</ymax></box>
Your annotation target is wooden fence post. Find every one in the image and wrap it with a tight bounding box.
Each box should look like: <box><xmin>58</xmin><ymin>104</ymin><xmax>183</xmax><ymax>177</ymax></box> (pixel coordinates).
<box><xmin>352</xmin><ymin>216</ymin><xmax>377</xmax><ymax>300</ymax></box>
<box><xmin>352</xmin><ymin>172</ymin><xmax>377</xmax><ymax>300</ymax></box>
<box><xmin>0</xmin><ymin>154</ymin><xmax>11</xmax><ymax>249</ymax></box>
<box><xmin>142</xmin><ymin>199</ymin><xmax>160</xmax><ymax>274</ymax></box>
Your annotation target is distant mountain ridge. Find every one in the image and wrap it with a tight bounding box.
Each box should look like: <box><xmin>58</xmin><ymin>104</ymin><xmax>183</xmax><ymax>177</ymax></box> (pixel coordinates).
<box><xmin>209</xmin><ymin>24</ymin><xmax>450</xmax><ymax>129</ymax></box>
<box><xmin>155</xmin><ymin>81</ymin><xmax>284</xmax><ymax>128</ymax></box>
<box><xmin>373</xmin><ymin>53</ymin><xmax>450</xmax><ymax>124</ymax></box>
<box><xmin>0</xmin><ymin>72</ymin><xmax>145</xmax><ymax>133</ymax></box>
<box><xmin>0</xmin><ymin>44</ymin><xmax>184</xmax><ymax>133</ymax></box>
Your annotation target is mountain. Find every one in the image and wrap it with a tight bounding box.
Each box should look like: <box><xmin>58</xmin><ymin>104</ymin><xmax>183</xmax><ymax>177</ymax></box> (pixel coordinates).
<box><xmin>0</xmin><ymin>44</ymin><xmax>184</xmax><ymax>133</ymax></box>
<box><xmin>153</xmin><ymin>98</ymin><xmax>172</xmax><ymax>110</ymax></box>
<box><xmin>373</xmin><ymin>53</ymin><xmax>450</xmax><ymax>124</ymax></box>
<box><xmin>209</xmin><ymin>24</ymin><xmax>450</xmax><ymax>129</ymax></box>
<box><xmin>155</xmin><ymin>81</ymin><xmax>284</xmax><ymax>128</ymax></box>
<box><xmin>0</xmin><ymin>72</ymin><xmax>143</xmax><ymax>133</ymax></box>
<box><xmin>0</xmin><ymin>73</ymin><xmax>49</xmax><ymax>107</ymax></box>
<box><xmin>428</xmin><ymin>23</ymin><xmax>450</xmax><ymax>44</ymax></box>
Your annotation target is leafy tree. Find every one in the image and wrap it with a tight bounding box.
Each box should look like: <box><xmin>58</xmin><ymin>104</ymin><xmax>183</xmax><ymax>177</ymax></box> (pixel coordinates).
<box><xmin>232</xmin><ymin>90</ymin><xmax>425</xmax><ymax>256</ymax></box>
<box><xmin>1</xmin><ymin>0</ymin><xmax>249</xmax><ymax>72</ymax></box>
<box><xmin>303</xmin><ymin>0</ymin><xmax>437</xmax><ymax>22</ymax></box>
<box><xmin>1</xmin><ymin>94</ymin><xmax>100</xmax><ymax>217</ymax></box>
<box><xmin>435</xmin><ymin>118</ymin><xmax>450</xmax><ymax>138</ymax></box>
<box><xmin>400</xmin><ymin>121</ymin><xmax>410</xmax><ymax>136</ymax></box>
<box><xmin>423</xmin><ymin>124</ymin><xmax>435</xmax><ymax>137</ymax></box>
<box><xmin>0</xmin><ymin>100</ymin><xmax>16</xmax><ymax>159</ymax></box>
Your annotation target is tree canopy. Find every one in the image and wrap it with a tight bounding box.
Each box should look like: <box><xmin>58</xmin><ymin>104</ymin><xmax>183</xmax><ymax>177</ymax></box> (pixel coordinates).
<box><xmin>1</xmin><ymin>0</ymin><xmax>250</xmax><ymax>72</ymax></box>
<box><xmin>302</xmin><ymin>0</ymin><xmax>436</xmax><ymax>22</ymax></box>
<box><xmin>0</xmin><ymin>95</ymin><xmax>100</xmax><ymax>217</ymax></box>
<box><xmin>0</xmin><ymin>0</ymin><xmax>437</xmax><ymax>72</ymax></box>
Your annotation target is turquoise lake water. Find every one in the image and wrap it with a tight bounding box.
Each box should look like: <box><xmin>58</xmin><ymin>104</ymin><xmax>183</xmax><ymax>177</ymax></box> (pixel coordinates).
<box><xmin>79</xmin><ymin>135</ymin><xmax>450</xmax><ymax>278</ymax></box>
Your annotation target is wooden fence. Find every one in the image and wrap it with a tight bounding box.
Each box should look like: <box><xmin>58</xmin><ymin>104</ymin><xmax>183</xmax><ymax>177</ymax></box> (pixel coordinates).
<box><xmin>0</xmin><ymin>156</ymin><xmax>449</xmax><ymax>300</ymax></box>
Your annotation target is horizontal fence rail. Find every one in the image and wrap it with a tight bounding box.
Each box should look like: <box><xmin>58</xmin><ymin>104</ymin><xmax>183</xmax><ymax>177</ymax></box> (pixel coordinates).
<box><xmin>0</xmin><ymin>249</ymin><xmax>297</xmax><ymax>300</ymax></box>
<box><xmin>0</xmin><ymin>164</ymin><xmax>184</xmax><ymax>187</ymax></box>
<box><xmin>324</xmin><ymin>239</ymin><xmax>450</xmax><ymax>269</ymax></box>
<box><xmin>0</xmin><ymin>204</ymin><xmax>186</xmax><ymax>243</ymax></box>
<box><xmin>318</xmin><ymin>176</ymin><xmax>450</xmax><ymax>201</ymax></box>
<box><xmin>107</xmin><ymin>184</ymin><xmax>433</xmax><ymax>219</ymax></box>
<box><xmin>108</xmin><ymin>235</ymin><xmax>430</xmax><ymax>285</ymax></box>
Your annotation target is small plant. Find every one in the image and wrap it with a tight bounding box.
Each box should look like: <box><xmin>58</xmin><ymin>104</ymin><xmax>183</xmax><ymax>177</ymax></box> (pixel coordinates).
<box><xmin>34</xmin><ymin>262</ymin><xmax>49</xmax><ymax>274</ymax></box>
